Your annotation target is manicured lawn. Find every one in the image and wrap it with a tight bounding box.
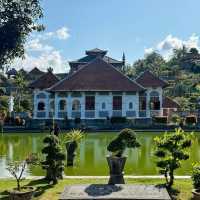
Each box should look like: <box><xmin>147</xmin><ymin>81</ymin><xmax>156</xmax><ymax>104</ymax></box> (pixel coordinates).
<box><xmin>0</xmin><ymin>178</ymin><xmax>193</xmax><ymax>200</ymax></box>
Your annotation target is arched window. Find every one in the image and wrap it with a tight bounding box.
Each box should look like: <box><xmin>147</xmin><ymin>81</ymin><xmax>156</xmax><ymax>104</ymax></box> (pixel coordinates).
<box><xmin>37</xmin><ymin>102</ymin><xmax>45</xmax><ymax>111</ymax></box>
<box><xmin>72</xmin><ymin>100</ymin><xmax>81</xmax><ymax>111</ymax></box>
<box><xmin>59</xmin><ymin>99</ymin><xmax>66</xmax><ymax>111</ymax></box>
<box><xmin>102</xmin><ymin>102</ymin><xmax>106</xmax><ymax>110</ymax></box>
<box><xmin>36</xmin><ymin>93</ymin><xmax>46</xmax><ymax>99</ymax></box>
<box><xmin>150</xmin><ymin>91</ymin><xmax>160</xmax><ymax>110</ymax></box>
<box><xmin>129</xmin><ymin>102</ymin><xmax>133</xmax><ymax>110</ymax></box>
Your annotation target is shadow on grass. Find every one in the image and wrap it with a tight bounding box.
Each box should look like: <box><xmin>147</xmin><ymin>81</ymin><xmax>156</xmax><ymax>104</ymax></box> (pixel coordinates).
<box><xmin>167</xmin><ymin>187</ymin><xmax>180</xmax><ymax>200</ymax></box>
<box><xmin>25</xmin><ymin>178</ymin><xmax>54</xmax><ymax>197</ymax></box>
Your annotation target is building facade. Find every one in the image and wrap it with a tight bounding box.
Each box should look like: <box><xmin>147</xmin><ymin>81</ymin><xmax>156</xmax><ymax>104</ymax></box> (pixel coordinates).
<box><xmin>29</xmin><ymin>49</ymin><xmax>179</xmax><ymax>121</ymax></box>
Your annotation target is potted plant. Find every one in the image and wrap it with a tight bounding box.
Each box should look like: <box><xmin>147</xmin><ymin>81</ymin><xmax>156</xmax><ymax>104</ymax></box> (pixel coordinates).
<box><xmin>192</xmin><ymin>163</ymin><xmax>200</xmax><ymax>199</ymax></box>
<box><xmin>6</xmin><ymin>154</ymin><xmax>38</xmax><ymax>200</ymax></box>
<box><xmin>107</xmin><ymin>128</ymin><xmax>140</xmax><ymax>185</ymax></box>
<box><xmin>64</xmin><ymin>129</ymin><xmax>84</xmax><ymax>166</ymax></box>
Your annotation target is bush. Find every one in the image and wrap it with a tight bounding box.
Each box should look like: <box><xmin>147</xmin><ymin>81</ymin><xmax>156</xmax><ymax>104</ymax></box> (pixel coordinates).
<box><xmin>107</xmin><ymin>128</ymin><xmax>140</xmax><ymax>157</ymax></box>
<box><xmin>41</xmin><ymin>135</ymin><xmax>65</xmax><ymax>184</ymax></box>
<box><xmin>20</xmin><ymin>99</ymin><xmax>31</xmax><ymax>111</ymax></box>
<box><xmin>170</xmin><ymin>113</ymin><xmax>181</xmax><ymax>124</ymax></box>
<box><xmin>154</xmin><ymin>128</ymin><xmax>192</xmax><ymax>188</ymax></box>
<box><xmin>185</xmin><ymin>115</ymin><xmax>197</xmax><ymax>125</ymax></box>
<box><xmin>153</xmin><ymin>117</ymin><xmax>168</xmax><ymax>124</ymax></box>
<box><xmin>192</xmin><ymin>163</ymin><xmax>200</xmax><ymax>189</ymax></box>
<box><xmin>110</xmin><ymin>117</ymin><xmax>127</xmax><ymax>124</ymax></box>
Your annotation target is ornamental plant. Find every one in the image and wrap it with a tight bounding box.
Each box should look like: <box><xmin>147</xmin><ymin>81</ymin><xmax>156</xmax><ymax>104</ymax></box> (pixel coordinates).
<box><xmin>63</xmin><ymin>129</ymin><xmax>84</xmax><ymax>166</ymax></box>
<box><xmin>6</xmin><ymin>154</ymin><xmax>38</xmax><ymax>191</ymax></box>
<box><xmin>192</xmin><ymin>163</ymin><xmax>200</xmax><ymax>189</ymax></box>
<box><xmin>154</xmin><ymin>128</ymin><xmax>192</xmax><ymax>188</ymax></box>
<box><xmin>41</xmin><ymin>135</ymin><xmax>65</xmax><ymax>184</ymax></box>
<box><xmin>107</xmin><ymin>128</ymin><xmax>140</xmax><ymax>157</ymax></box>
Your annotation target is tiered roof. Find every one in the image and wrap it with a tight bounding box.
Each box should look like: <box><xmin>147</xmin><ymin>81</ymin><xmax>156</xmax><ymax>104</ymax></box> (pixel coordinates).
<box><xmin>49</xmin><ymin>58</ymin><xmax>144</xmax><ymax>92</ymax></box>
<box><xmin>162</xmin><ymin>96</ymin><xmax>180</xmax><ymax>109</ymax></box>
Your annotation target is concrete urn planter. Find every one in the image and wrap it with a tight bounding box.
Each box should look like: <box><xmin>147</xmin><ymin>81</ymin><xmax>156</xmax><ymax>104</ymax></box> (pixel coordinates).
<box><xmin>192</xmin><ymin>189</ymin><xmax>200</xmax><ymax>200</ymax></box>
<box><xmin>9</xmin><ymin>187</ymin><xmax>35</xmax><ymax>200</ymax></box>
<box><xmin>107</xmin><ymin>156</ymin><xmax>127</xmax><ymax>185</ymax></box>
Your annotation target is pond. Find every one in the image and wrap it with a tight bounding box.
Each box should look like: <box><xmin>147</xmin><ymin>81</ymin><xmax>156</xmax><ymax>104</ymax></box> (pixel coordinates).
<box><xmin>0</xmin><ymin>131</ymin><xmax>199</xmax><ymax>178</ymax></box>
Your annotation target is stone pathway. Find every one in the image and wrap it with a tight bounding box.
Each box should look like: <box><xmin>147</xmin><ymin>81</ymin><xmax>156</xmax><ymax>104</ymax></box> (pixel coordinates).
<box><xmin>59</xmin><ymin>184</ymin><xmax>171</xmax><ymax>200</ymax></box>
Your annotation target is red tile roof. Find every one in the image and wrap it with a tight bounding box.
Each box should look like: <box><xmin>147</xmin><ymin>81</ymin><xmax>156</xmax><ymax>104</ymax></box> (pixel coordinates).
<box><xmin>162</xmin><ymin>96</ymin><xmax>180</xmax><ymax>108</ymax></box>
<box><xmin>29</xmin><ymin>71</ymin><xmax>59</xmax><ymax>89</ymax></box>
<box><xmin>49</xmin><ymin>58</ymin><xmax>144</xmax><ymax>92</ymax></box>
<box><xmin>135</xmin><ymin>71</ymin><xmax>168</xmax><ymax>88</ymax></box>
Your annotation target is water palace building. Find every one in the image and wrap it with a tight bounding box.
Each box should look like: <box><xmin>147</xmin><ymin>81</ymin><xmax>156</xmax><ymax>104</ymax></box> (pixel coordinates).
<box><xmin>29</xmin><ymin>48</ymin><xmax>179</xmax><ymax>122</ymax></box>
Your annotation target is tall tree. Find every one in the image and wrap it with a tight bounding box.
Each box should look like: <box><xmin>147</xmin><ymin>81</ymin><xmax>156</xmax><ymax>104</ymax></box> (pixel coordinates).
<box><xmin>133</xmin><ymin>52</ymin><xmax>166</xmax><ymax>76</ymax></box>
<box><xmin>14</xmin><ymin>72</ymin><xmax>27</xmax><ymax>111</ymax></box>
<box><xmin>0</xmin><ymin>0</ymin><xmax>44</xmax><ymax>71</ymax></box>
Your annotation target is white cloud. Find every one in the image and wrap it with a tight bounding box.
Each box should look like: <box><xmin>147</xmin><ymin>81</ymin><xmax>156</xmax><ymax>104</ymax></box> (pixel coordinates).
<box><xmin>56</xmin><ymin>27</ymin><xmax>70</xmax><ymax>40</ymax></box>
<box><xmin>144</xmin><ymin>33</ymin><xmax>200</xmax><ymax>59</ymax></box>
<box><xmin>11</xmin><ymin>26</ymin><xmax>70</xmax><ymax>73</ymax></box>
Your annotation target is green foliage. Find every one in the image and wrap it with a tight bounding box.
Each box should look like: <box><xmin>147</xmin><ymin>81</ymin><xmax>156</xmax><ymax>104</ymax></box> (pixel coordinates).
<box><xmin>154</xmin><ymin>128</ymin><xmax>192</xmax><ymax>188</ymax></box>
<box><xmin>107</xmin><ymin>128</ymin><xmax>140</xmax><ymax>157</ymax></box>
<box><xmin>192</xmin><ymin>163</ymin><xmax>200</xmax><ymax>189</ymax></box>
<box><xmin>6</xmin><ymin>154</ymin><xmax>38</xmax><ymax>191</ymax></box>
<box><xmin>170</xmin><ymin>113</ymin><xmax>181</xmax><ymax>125</ymax></box>
<box><xmin>41</xmin><ymin>135</ymin><xmax>65</xmax><ymax>184</ymax></box>
<box><xmin>61</xmin><ymin>130</ymin><xmax>84</xmax><ymax>167</ymax></box>
<box><xmin>0</xmin><ymin>0</ymin><xmax>44</xmax><ymax>69</ymax></box>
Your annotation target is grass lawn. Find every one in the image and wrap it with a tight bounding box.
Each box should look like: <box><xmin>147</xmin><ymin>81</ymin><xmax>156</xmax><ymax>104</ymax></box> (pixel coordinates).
<box><xmin>0</xmin><ymin>178</ymin><xmax>193</xmax><ymax>200</ymax></box>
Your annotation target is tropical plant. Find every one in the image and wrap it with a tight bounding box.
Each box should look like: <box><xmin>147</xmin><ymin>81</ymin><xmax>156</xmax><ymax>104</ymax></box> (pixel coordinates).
<box><xmin>107</xmin><ymin>128</ymin><xmax>140</xmax><ymax>157</ymax></box>
<box><xmin>6</xmin><ymin>154</ymin><xmax>38</xmax><ymax>191</ymax></box>
<box><xmin>154</xmin><ymin>128</ymin><xmax>192</xmax><ymax>188</ymax></box>
<box><xmin>63</xmin><ymin>129</ymin><xmax>84</xmax><ymax>166</ymax></box>
<box><xmin>41</xmin><ymin>134</ymin><xmax>65</xmax><ymax>184</ymax></box>
<box><xmin>192</xmin><ymin>163</ymin><xmax>200</xmax><ymax>189</ymax></box>
<box><xmin>170</xmin><ymin>113</ymin><xmax>181</xmax><ymax>125</ymax></box>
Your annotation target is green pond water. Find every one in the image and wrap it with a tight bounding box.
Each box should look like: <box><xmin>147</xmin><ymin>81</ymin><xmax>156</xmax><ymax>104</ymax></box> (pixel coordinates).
<box><xmin>0</xmin><ymin>132</ymin><xmax>199</xmax><ymax>178</ymax></box>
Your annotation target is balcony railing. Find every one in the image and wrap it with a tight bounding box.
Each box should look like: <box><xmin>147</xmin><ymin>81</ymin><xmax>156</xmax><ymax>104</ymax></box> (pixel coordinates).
<box><xmin>36</xmin><ymin>111</ymin><xmax>46</xmax><ymax>118</ymax></box>
<box><xmin>126</xmin><ymin>111</ymin><xmax>136</xmax><ymax>118</ymax></box>
<box><xmin>139</xmin><ymin>111</ymin><xmax>147</xmax><ymax>118</ymax></box>
<box><xmin>58</xmin><ymin>112</ymin><xmax>67</xmax><ymax>119</ymax></box>
<box><xmin>71</xmin><ymin>111</ymin><xmax>81</xmax><ymax>118</ymax></box>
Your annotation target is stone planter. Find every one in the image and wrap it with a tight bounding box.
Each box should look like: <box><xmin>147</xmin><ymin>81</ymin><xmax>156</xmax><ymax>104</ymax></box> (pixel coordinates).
<box><xmin>9</xmin><ymin>186</ymin><xmax>35</xmax><ymax>200</ymax></box>
<box><xmin>192</xmin><ymin>189</ymin><xmax>200</xmax><ymax>200</ymax></box>
<box><xmin>107</xmin><ymin>156</ymin><xmax>127</xmax><ymax>185</ymax></box>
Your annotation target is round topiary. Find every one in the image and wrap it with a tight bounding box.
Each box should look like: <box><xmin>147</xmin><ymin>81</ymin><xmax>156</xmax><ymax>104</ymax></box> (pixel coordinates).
<box><xmin>107</xmin><ymin>128</ymin><xmax>140</xmax><ymax>157</ymax></box>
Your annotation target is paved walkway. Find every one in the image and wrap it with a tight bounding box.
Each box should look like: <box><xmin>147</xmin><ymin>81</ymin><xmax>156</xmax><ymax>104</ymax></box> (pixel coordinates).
<box><xmin>0</xmin><ymin>175</ymin><xmax>191</xmax><ymax>180</ymax></box>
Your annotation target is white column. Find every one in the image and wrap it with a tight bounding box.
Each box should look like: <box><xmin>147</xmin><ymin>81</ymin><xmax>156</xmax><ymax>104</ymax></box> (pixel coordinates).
<box><xmin>159</xmin><ymin>88</ymin><xmax>163</xmax><ymax>116</ymax></box>
<box><xmin>108</xmin><ymin>92</ymin><xmax>113</xmax><ymax>117</ymax></box>
<box><xmin>45</xmin><ymin>93</ymin><xmax>49</xmax><ymax>119</ymax></box>
<box><xmin>136</xmin><ymin>92</ymin><xmax>139</xmax><ymax>118</ymax></box>
<box><xmin>81</xmin><ymin>92</ymin><xmax>85</xmax><ymax>119</ymax></box>
<box><xmin>95</xmin><ymin>93</ymin><xmax>98</xmax><ymax>119</ymax></box>
<box><xmin>146</xmin><ymin>89</ymin><xmax>151</xmax><ymax>118</ymax></box>
<box><xmin>54</xmin><ymin>93</ymin><xmax>59</xmax><ymax>119</ymax></box>
<box><xmin>122</xmin><ymin>92</ymin><xmax>126</xmax><ymax>117</ymax></box>
<box><xmin>67</xmin><ymin>93</ymin><xmax>72</xmax><ymax>119</ymax></box>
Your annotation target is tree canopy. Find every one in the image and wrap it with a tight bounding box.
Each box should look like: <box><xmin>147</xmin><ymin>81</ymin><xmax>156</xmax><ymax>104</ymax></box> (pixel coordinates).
<box><xmin>0</xmin><ymin>0</ymin><xmax>44</xmax><ymax>70</ymax></box>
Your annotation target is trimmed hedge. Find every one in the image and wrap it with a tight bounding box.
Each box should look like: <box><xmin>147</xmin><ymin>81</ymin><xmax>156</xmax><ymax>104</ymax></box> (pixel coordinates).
<box><xmin>153</xmin><ymin>117</ymin><xmax>168</xmax><ymax>124</ymax></box>
<box><xmin>110</xmin><ymin>117</ymin><xmax>127</xmax><ymax>124</ymax></box>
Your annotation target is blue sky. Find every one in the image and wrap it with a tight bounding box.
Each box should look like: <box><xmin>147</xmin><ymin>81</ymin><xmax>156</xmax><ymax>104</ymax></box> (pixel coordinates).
<box><xmin>14</xmin><ymin>0</ymin><xmax>200</xmax><ymax>73</ymax></box>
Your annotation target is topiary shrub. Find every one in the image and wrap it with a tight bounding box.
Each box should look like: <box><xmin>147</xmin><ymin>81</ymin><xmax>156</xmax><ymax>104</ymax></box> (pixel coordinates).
<box><xmin>192</xmin><ymin>163</ymin><xmax>200</xmax><ymax>189</ymax></box>
<box><xmin>107</xmin><ymin>128</ymin><xmax>140</xmax><ymax>157</ymax></box>
<box><xmin>154</xmin><ymin>128</ymin><xmax>193</xmax><ymax>188</ymax></box>
<box><xmin>41</xmin><ymin>135</ymin><xmax>65</xmax><ymax>184</ymax></box>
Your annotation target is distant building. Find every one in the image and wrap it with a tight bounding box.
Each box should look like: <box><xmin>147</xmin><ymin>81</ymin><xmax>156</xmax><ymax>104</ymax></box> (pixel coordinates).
<box><xmin>29</xmin><ymin>49</ymin><xmax>179</xmax><ymax>121</ymax></box>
